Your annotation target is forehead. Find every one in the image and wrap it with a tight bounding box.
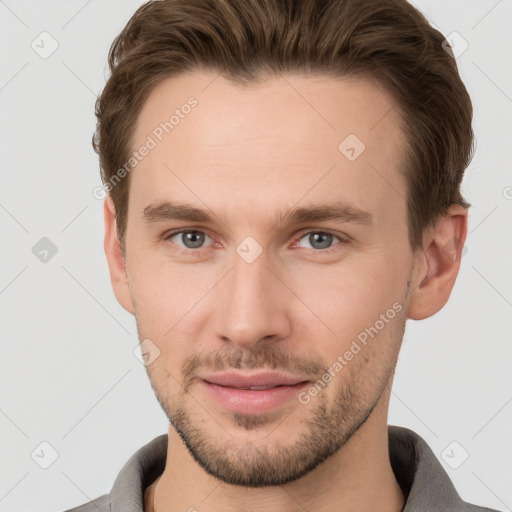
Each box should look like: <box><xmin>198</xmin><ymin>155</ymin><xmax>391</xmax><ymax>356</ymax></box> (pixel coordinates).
<box><xmin>128</xmin><ymin>70</ymin><xmax>407</xmax><ymax>225</ymax></box>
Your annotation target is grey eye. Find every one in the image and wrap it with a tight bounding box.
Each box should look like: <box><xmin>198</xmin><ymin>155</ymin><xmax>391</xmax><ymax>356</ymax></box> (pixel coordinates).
<box><xmin>298</xmin><ymin>232</ymin><xmax>339</xmax><ymax>250</ymax></box>
<box><xmin>171</xmin><ymin>231</ymin><xmax>210</xmax><ymax>249</ymax></box>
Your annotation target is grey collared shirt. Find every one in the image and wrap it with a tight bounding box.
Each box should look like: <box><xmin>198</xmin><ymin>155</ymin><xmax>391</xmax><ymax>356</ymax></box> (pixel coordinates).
<box><xmin>64</xmin><ymin>425</ymin><xmax>501</xmax><ymax>511</ymax></box>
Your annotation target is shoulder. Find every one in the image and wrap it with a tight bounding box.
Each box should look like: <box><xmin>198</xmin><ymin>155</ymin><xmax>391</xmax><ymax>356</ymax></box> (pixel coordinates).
<box><xmin>62</xmin><ymin>494</ymin><xmax>111</xmax><ymax>512</ymax></box>
<box><xmin>388</xmin><ymin>425</ymin><xmax>502</xmax><ymax>512</ymax></box>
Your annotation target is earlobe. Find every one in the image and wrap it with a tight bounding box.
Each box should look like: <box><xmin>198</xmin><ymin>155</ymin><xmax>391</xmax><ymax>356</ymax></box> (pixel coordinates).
<box><xmin>103</xmin><ymin>196</ymin><xmax>135</xmax><ymax>315</ymax></box>
<box><xmin>407</xmin><ymin>205</ymin><xmax>468</xmax><ymax>320</ymax></box>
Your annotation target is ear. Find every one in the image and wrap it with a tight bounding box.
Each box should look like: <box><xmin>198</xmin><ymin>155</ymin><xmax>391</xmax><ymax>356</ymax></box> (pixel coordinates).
<box><xmin>407</xmin><ymin>204</ymin><xmax>468</xmax><ymax>320</ymax></box>
<box><xmin>104</xmin><ymin>196</ymin><xmax>135</xmax><ymax>315</ymax></box>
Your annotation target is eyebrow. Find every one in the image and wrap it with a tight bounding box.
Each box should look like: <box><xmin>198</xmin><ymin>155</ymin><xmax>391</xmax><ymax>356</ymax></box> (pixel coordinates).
<box><xmin>142</xmin><ymin>200</ymin><xmax>373</xmax><ymax>228</ymax></box>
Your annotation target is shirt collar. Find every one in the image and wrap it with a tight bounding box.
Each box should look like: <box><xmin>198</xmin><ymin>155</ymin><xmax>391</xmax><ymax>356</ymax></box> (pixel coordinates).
<box><xmin>109</xmin><ymin>425</ymin><xmax>467</xmax><ymax>511</ymax></box>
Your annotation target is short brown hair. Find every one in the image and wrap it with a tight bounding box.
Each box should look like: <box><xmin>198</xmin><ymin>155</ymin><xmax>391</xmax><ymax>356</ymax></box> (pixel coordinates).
<box><xmin>93</xmin><ymin>0</ymin><xmax>474</xmax><ymax>251</ymax></box>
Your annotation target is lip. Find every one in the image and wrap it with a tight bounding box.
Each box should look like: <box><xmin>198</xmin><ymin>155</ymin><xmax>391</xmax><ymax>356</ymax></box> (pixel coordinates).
<box><xmin>202</xmin><ymin>371</ymin><xmax>308</xmax><ymax>388</ymax></box>
<box><xmin>200</xmin><ymin>372</ymin><xmax>311</xmax><ymax>415</ymax></box>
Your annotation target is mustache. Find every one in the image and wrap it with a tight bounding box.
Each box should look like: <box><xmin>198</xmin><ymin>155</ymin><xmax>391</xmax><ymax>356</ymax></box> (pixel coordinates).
<box><xmin>180</xmin><ymin>344</ymin><xmax>326</xmax><ymax>392</ymax></box>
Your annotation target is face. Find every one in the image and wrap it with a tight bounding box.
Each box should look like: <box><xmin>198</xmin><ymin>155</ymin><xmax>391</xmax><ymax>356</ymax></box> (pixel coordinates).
<box><xmin>114</xmin><ymin>71</ymin><xmax>421</xmax><ymax>486</ymax></box>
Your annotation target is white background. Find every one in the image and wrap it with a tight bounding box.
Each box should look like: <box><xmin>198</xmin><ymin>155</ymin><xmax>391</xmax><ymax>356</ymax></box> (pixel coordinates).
<box><xmin>0</xmin><ymin>1</ymin><xmax>511</xmax><ymax>511</ymax></box>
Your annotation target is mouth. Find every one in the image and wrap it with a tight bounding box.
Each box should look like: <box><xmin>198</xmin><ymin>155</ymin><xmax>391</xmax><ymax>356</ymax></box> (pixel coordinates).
<box><xmin>199</xmin><ymin>371</ymin><xmax>311</xmax><ymax>415</ymax></box>
<box><xmin>227</xmin><ymin>385</ymin><xmax>291</xmax><ymax>390</ymax></box>
<box><xmin>202</xmin><ymin>371</ymin><xmax>308</xmax><ymax>388</ymax></box>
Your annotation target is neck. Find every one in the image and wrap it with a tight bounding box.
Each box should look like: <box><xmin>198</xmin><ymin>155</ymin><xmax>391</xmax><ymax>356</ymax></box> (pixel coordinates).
<box><xmin>146</xmin><ymin>405</ymin><xmax>405</xmax><ymax>512</ymax></box>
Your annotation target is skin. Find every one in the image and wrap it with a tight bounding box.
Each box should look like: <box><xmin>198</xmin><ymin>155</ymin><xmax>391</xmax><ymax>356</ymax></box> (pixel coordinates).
<box><xmin>103</xmin><ymin>70</ymin><xmax>467</xmax><ymax>512</ymax></box>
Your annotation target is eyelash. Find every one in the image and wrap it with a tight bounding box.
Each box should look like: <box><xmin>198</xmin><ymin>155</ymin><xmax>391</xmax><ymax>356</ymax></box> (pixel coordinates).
<box><xmin>162</xmin><ymin>228</ymin><xmax>348</xmax><ymax>255</ymax></box>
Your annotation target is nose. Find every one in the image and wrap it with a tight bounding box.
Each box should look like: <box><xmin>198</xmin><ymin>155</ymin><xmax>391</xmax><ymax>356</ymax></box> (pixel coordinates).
<box><xmin>214</xmin><ymin>246</ymin><xmax>292</xmax><ymax>351</ymax></box>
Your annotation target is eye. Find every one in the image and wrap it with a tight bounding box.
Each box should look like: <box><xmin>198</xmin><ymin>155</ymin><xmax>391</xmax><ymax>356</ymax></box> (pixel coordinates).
<box><xmin>166</xmin><ymin>230</ymin><xmax>213</xmax><ymax>250</ymax></box>
<box><xmin>295</xmin><ymin>231</ymin><xmax>345</xmax><ymax>251</ymax></box>
<box><xmin>162</xmin><ymin>229</ymin><xmax>346</xmax><ymax>254</ymax></box>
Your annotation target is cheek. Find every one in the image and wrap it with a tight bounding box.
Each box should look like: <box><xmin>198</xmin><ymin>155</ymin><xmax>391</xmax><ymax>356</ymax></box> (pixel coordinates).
<box><xmin>295</xmin><ymin>259</ymin><xmax>402</xmax><ymax>325</ymax></box>
<box><xmin>129</xmin><ymin>254</ymin><xmax>206</xmax><ymax>318</ymax></box>
<box><xmin>287</xmin><ymin>257</ymin><xmax>408</xmax><ymax>368</ymax></box>
<box><xmin>128</xmin><ymin>256</ymin><xmax>220</xmax><ymax>370</ymax></box>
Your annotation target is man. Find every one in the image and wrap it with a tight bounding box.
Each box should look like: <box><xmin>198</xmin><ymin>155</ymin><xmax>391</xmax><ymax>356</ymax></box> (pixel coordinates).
<box><xmin>67</xmin><ymin>0</ymin><xmax>500</xmax><ymax>510</ymax></box>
